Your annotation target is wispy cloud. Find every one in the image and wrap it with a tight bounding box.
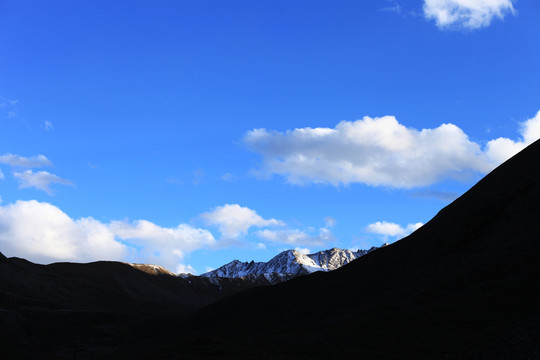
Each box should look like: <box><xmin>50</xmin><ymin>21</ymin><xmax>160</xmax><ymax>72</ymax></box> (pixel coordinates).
<box><xmin>0</xmin><ymin>96</ymin><xmax>18</xmax><ymax>107</ymax></box>
<box><xmin>43</xmin><ymin>121</ymin><xmax>54</xmax><ymax>131</ymax></box>
<box><xmin>244</xmin><ymin>111</ymin><xmax>540</xmax><ymax>188</ymax></box>
<box><xmin>423</xmin><ymin>0</ymin><xmax>516</xmax><ymax>30</ymax></box>
<box><xmin>0</xmin><ymin>153</ymin><xmax>52</xmax><ymax>168</ymax></box>
<box><xmin>256</xmin><ymin>227</ymin><xmax>335</xmax><ymax>247</ymax></box>
<box><xmin>13</xmin><ymin>170</ymin><xmax>73</xmax><ymax>195</ymax></box>
<box><xmin>380</xmin><ymin>0</ymin><xmax>402</xmax><ymax>14</ymax></box>
<box><xmin>411</xmin><ymin>190</ymin><xmax>461</xmax><ymax>202</ymax></box>
<box><xmin>220</xmin><ymin>172</ymin><xmax>236</xmax><ymax>182</ymax></box>
<box><xmin>324</xmin><ymin>216</ymin><xmax>336</xmax><ymax>228</ymax></box>
<box><xmin>192</xmin><ymin>167</ymin><xmax>205</xmax><ymax>185</ymax></box>
<box><xmin>0</xmin><ymin>96</ymin><xmax>18</xmax><ymax>118</ymax></box>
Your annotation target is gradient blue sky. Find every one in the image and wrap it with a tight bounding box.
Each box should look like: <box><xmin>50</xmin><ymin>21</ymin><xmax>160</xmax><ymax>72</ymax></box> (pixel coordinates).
<box><xmin>1</xmin><ymin>0</ymin><xmax>538</xmax><ymax>273</ymax></box>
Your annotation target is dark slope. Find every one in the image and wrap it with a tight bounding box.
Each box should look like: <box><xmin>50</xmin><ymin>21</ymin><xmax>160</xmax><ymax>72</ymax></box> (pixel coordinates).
<box><xmin>0</xmin><ymin>256</ymin><xmax>285</xmax><ymax>359</ymax></box>
<box><xmin>148</xmin><ymin>140</ymin><xmax>540</xmax><ymax>359</ymax></box>
<box><xmin>1</xmin><ymin>140</ymin><xmax>539</xmax><ymax>359</ymax></box>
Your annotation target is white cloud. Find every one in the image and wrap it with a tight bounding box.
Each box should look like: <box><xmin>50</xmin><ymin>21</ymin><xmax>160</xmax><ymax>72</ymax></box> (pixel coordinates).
<box><xmin>110</xmin><ymin>219</ymin><xmax>215</xmax><ymax>270</ymax></box>
<box><xmin>244</xmin><ymin>112</ymin><xmax>540</xmax><ymax>188</ymax></box>
<box><xmin>423</xmin><ymin>0</ymin><xmax>515</xmax><ymax>29</ymax></box>
<box><xmin>13</xmin><ymin>170</ymin><xmax>73</xmax><ymax>195</ymax></box>
<box><xmin>0</xmin><ymin>153</ymin><xmax>52</xmax><ymax>168</ymax></box>
<box><xmin>407</xmin><ymin>222</ymin><xmax>424</xmax><ymax>233</ymax></box>
<box><xmin>294</xmin><ymin>247</ymin><xmax>311</xmax><ymax>255</ymax></box>
<box><xmin>485</xmin><ymin>110</ymin><xmax>540</xmax><ymax>163</ymax></box>
<box><xmin>176</xmin><ymin>263</ymin><xmax>196</xmax><ymax>274</ymax></box>
<box><xmin>0</xmin><ymin>200</ymin><xmax>216</xmax><ymax>273</ymax></box>
<box><xmin>0</xmin><ymin>200</ymin><xmax>127</xmax><ymax>265</ymax></box>
<box><xmin>256</xmin><ymin>227</ymin><xmax>335</xmax><ymax>247</ymax></box>
<box><xmin>245</xmin><ymin>116</ymin><xmax>491</xmax><ymax>188</ymax></box>
<box><xmin>255</xmin><ymin>242</ymin><xmax>267</xmax><ymax>250</ymax></box>
<box><xmin>366</xmin><ymin>221</ymin><xmax>423</xmax><ymax>240</ymax></box>
<box><xmin>201</xmin><ymin>204</ymin><xmax>284</xmax><ymax>238</ymax></box>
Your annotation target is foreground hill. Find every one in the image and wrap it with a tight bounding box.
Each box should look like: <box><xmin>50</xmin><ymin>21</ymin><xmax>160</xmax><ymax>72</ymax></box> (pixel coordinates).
<box><xmin>0</xmin><ymin>246</ymin><xmax>378</xmax><ymax>357</ymax></box>
<box><xmin>1</xmin><ymin>139</ymin><xmax>539</xmax><ymax>359</ymax></box>
<box><xmin>0</xmin><ymin>256</ymin><xmax>293</xmax><ymax>358</ymax></box>
<box><xmin>137</xmin><ymin>140</ymin><xmax>540</xmax><ymax>359</ymax></box>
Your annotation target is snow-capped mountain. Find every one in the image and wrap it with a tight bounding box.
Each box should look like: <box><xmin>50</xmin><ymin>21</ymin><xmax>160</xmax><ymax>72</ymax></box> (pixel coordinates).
<box><xmin>201</xmin><ymin>246</ymin><xmax>385</xmax><ymax>279</ymax></box>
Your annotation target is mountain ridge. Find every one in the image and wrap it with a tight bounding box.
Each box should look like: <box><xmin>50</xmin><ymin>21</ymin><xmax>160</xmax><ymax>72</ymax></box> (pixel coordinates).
<box><xmin>201</xmin><ymin>246</ymin><xmax>384</xmax><ymax>278</ymax></box>
<box><xmin>1</xmin><ymin>140</ymin><xmax>539</xmax><ymax>359</ymax></box>
<box><xmin>160</xmin><ymin>139</ymin><xmax>540</xmax><ymax>359</ymax></box>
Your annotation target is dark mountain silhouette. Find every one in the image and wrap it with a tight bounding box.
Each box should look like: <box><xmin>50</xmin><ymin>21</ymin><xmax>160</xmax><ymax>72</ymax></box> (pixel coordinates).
<box><xmin>0</xmin><ymin>256</ymin><xmax>289</xmax><ymax>358</ymax></box>
<box><xmin>140</xmin><ymin>139</ymin><xmax>540</xmax><ymax>359</ymax></box>
<box><xmin>1</xmin><ymin>139</ymin><xmax>539</xmax><ymax>359</ymax></box>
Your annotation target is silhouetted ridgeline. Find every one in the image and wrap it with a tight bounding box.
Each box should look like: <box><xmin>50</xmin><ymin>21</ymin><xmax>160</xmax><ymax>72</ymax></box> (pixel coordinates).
<box><xmin>1</xmin><ymin>139</ymin><xmax>539</xmax><ymax>359</ymax></box>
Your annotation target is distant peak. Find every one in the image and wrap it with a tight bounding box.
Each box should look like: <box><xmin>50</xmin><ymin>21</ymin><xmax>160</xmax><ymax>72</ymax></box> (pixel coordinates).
<box><xmin>127</xmin><ymin>263</ymin><xmax>175</xmax><ymax>276</ymax></box>
<box><xmin>202</xmin><ymin>245</ymin><xmax>383</xmax><ymax>279</ymax></box>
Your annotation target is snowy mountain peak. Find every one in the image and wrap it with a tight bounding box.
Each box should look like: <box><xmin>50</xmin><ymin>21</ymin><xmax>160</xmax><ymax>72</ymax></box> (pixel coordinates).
<box><xmin>202</xmin><ymin>246</ymin><xmax>384</xmax><ymax>279</ymax></box>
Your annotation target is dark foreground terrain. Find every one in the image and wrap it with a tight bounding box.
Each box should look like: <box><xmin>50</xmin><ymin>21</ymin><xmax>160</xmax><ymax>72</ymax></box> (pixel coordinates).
<box><xmin>2</xmin><ymin>140</ymin><xmax>540</xmax><ymax>359</ymax></box>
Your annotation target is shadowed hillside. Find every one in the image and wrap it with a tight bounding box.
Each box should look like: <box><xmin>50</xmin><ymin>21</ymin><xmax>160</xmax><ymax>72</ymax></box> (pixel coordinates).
<box><xmin>141</xmin><ymin>139</ymin><xmax>540</xmax><ymax>359</ymax></box>
<box><xmin>1</xmin><ymin>139</ymin><xmax>539</xmax><ymax>359</ymax></box>
<box><xmin>0</xmin><ymin>256</ymin><xmax>287</xmax><ymax>359</ymax></box>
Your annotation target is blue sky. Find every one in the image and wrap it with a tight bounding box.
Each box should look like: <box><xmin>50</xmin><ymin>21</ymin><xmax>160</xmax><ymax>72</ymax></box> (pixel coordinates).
<box><xmin>0</xmin><ymin>0</ymin><xmax>538</xmax><ymax>274</ymax></box>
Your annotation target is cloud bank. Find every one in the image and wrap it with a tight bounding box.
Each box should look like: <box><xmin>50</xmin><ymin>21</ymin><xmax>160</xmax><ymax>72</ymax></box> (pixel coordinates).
<box><xmin>0</xmin><ymin>200</ymin><xmax>127</xmax><ymax>265</ymax></box>
<box><xmin>423</xmin><ymin>0</ymin><xmax>515</xmax><ymax>29</ymax></box>
<box><xmin>0</xmin><ymin>201</ymin><xmax>323</xmax><ymax>273</ymax></box>
<box><xmin>244</xmin><ymin>111</ymin><xmax>540</xmax><ymax>188</ymax></box>
<box><xmin>0</xmin><ymin>200</ymin><xmax>215</xmax><ymax>274</ymax></box>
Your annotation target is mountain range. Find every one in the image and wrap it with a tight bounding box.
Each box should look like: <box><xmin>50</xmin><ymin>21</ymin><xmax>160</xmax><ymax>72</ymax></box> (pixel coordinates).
<box><xmin>201</xmin><ymin>246</ymin><xmax>383</xmax><ymax>279</ymax></box>
<box><xmin>1</xmin><ymin>139</ymin><xmax>539</xmax><ymax>359</ymax></box>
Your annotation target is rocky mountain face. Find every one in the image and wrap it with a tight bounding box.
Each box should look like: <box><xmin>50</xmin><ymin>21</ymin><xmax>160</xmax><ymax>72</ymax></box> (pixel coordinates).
<box><xmin>202</xmin><ymin>246</ymin><xmax>383</xmax><ymax>279</ymax></box>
